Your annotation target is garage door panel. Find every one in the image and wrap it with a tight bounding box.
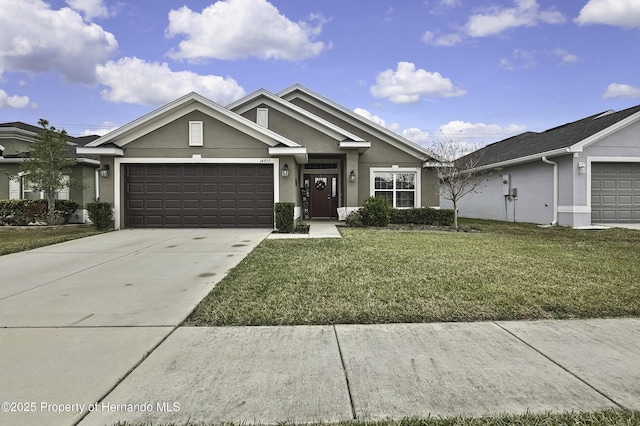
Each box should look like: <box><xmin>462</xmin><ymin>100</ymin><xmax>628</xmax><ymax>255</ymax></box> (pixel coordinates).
<box><xmin>146</xmin><ymin>183</ymin><xmax>163</xmax><ymax>193</ymax></box>
<box><xmin>125</xmin><ymin>164</ymin><xmax>273</xmax><ymax>228</ymax></box>
<box><xmin>202</xmin><ymin>183</ymin><xmax>217</xmax><ymax>193</ymax></box>
<box><xmin>128</xmin><ymin>183</ymin><xmax>144</xmax><ymax>194</ymax></box>
<box><xmin>592</xmin><ymin>162</ymin><xmax>640</xmax><ymax>223</ymax></box>
<box><xmin>165</xmin><ymin>200</ymin><xmax>181</xmax><ymax>209</ymax></box>
<box><xmin>219</xmin><ymin>183</ymin><xmax>236</xmax><ymax>193</ymax></box>
<box><xmin>183</xmin><ymin>199</ymin><xmax>200</xmax><ymax>209</ymax></box>
<box><xmin>146</xmin><ymin>200</ymin><xmax>163</xmax><ymax>209</ymax></box>
<box><xmin>183</xmin><ymin>183</ymin><xmax>200</xmax><ymax>193</ymax></box>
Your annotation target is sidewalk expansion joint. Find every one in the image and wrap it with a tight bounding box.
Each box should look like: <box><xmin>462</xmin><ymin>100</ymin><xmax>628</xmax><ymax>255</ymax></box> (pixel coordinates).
<box><xmin>493</xmin><ymin>321</ymin><xmax>628</xmax><ymax>411</ymax></box>
<box><xmin>333</xmin><ymin>325</ymin><xmax>357</xmax><ymax>420</ymax></box>
<box><xmin>73</xmin><ymin>325</ymin><xmax>180</xmax><ymax>426</ymax></box>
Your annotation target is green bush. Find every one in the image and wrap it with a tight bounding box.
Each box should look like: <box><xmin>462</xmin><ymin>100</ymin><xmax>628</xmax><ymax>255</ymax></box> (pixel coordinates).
<box><xmin>390</xmin><ymin>207</ymin><xmax>454</xmax><ymax>226</ymax></box>
<box><xmin>361</xmin><ymin>196</ymin><xmax>391</xmax><ymax>227</ymax></box>
<box><xmin>86</xmin><ymin>201</ymin><xmax>113</xmax><ymax>230</ymax></box>
<box><xmin>0</xmin><ymin>199</ymin><xmax>80</xmax><ymax>225</ymax></box>
<box><xmin>274</xmin><ymin>202</ymin><xmax>295</xmax><ymax>233</ymax></box>
<box><xmin>345</xmin><ymin>209</ymin><xmax>364</xmax><ymax>227</ymax></box>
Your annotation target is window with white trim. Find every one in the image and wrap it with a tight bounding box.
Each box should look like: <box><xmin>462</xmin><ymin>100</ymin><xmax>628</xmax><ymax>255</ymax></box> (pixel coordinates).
<box><xmin>9</xmin><ymin>174</ymin><xmax>69</xmax><ymax>200</ymax></box>
<box><xmin>371</xmin><ymin>168</ymin><xmax>419</xmax><ymax>208</ymax></box>
<box><xmin>189</xmin><ymin>121</ymin><xmax>203</xmax><ymax>146</ymax></box>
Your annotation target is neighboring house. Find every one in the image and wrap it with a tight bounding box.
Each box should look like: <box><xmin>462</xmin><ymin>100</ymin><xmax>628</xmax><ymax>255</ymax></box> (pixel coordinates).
<box><xmin>77</xmin><ymin>84</ymin><xmax>440</xmax><ymax>229</ymax></box>
<box><xmin>441</xmin><ymin>104</ymin><xmax>640</xmax><ymax>227</ymax></box>
<box><xmin>0</xmin><ymin>122</ymin><xmax>100</xmax><ymax>223</ymax></box>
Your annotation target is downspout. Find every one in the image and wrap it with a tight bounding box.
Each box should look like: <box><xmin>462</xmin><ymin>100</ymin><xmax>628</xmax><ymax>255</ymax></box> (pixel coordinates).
<box><xmin>541</xmin><ymin>156</ymin><xmax>558</xmax><ymax>225</ymax></box>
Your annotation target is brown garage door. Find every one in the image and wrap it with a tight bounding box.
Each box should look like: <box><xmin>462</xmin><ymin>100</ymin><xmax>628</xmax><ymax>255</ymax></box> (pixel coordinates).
<box><xmin>124</xmin><ymin>164</ymin><xmax>274</xmax><ymax>228</ymax></box>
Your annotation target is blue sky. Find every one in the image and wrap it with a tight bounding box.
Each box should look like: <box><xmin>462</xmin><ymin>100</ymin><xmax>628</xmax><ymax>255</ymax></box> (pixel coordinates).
<box><xmin>1</xmin><ymin>0</ymin><xmax>639</xmax><ymax>147</ymax></box>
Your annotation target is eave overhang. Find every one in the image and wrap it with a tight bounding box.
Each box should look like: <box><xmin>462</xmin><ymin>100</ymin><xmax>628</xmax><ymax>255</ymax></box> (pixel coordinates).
<box><xmin>339</xmin><ymin>141</ymin><xmax>371</xmax><ymax>153</ymax></box>
<box><xmin>76</xmin><ymin>146</ymin><xmax>124</xmax><ymax>157</ymax></box>
<box><xmin>268</xmin><ymin>146</ymin><xmax>308</xmax><ymax>164</ymax></box>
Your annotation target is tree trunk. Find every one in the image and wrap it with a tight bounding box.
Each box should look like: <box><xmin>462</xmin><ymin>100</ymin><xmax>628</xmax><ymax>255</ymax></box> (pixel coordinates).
<box><xmin>453</xmin><ymin>200</ymin><xmax>458</xmax><ymax>229</ymax></box>
<box><xmin>46</xmin><ymin>194</ymin><xmax>56</xmax><ymax>224</ymax></box>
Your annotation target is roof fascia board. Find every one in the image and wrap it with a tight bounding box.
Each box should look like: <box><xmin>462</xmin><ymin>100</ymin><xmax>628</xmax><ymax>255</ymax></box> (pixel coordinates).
<box><xmin>569</xmin><ymin>110</ymin><xmax>640</xmax><ymax>153</ymax></box>
<box><xmin>0</xmin><ymin>127</ymin><xmax>37</xmax><ymax>143</ymax></box>
<box><xmin>278</xmin><ymin>84</ymin><xmax>437</xmax><ymax>161</ymax></box>
<box><xmin>339</xmin><ymin>141</ymin><xmax>371</xmax><ymax>153</ymax></box>
<box><xmin>76</xmin><ymin>146</ymin><xmax>124</xmax><ymax>156</ymax></box>
<box><xmin>268</xmin><ymin>146</ymin><xmax>308</xmax><ymax>164</ymax></box>
<box><xmin>229</xmin><ymin>89</ymin><xmax>366</xmax><ymax>142</ymax></box>
<box><xmin>470</xmin><ymin>147</ymin><xmax>571</xmax><ymax>172</ymax></box>
<box><xmin>87</xmin><ymin>93</ymin><xmax>300</xmax><ymax>149</ymax></box>
<box><xmin>76</xmin><ymin>158</ymin><xmax>101</xmax><ymax>166</ymax></box>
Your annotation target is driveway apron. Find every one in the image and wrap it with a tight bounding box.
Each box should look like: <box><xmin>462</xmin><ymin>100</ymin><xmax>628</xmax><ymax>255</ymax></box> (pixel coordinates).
<box><xmin>0</xmin><ymin>228</ymin><xmax>270</xmax><ymax>426</ymax></box>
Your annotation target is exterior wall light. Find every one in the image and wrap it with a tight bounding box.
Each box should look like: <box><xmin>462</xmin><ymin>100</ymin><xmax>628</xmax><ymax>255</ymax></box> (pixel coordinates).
<box><xmin>349</xmin><ymin>170</ymin><xmax>357</xmax><ymax>182</ymax></box>
<box><xmin>281</xmin><ymin>163</ymin><xmax>289</xmax><ymax>178</ymax></box>
<box><xmin>99</xmin><ymin>164</ymin><xmax>110</xmax><ymax>178</ymax></box>
<box><xmin>578</xmin><ymin>162</ymin><xmax>586</xmax><ymax>174</ymax></box>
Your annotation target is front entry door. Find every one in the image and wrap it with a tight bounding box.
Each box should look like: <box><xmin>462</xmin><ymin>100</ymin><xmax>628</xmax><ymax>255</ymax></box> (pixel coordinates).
<box><xmin>308</xmin><ymin>174</ymin><xmax>337</xmax><ymax>219</ymax></box>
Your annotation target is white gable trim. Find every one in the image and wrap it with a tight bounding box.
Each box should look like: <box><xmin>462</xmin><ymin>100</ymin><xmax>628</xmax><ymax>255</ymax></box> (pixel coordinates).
<box><xmin>278</xmin><ymin>84</ymin><xmax>438</xmax><ymax>161</ymax></box>
<box><xmin>569</xmin><ymin>110</ymin><xmax>640</xmax><ymax>153</ymax></box>
<box><xmin>228</xmin><ymin>89</ymin><xmax>366</xmax><ymax>143</ymax></box>
<box><xmin>86</xmin><ymin>92</ymin><xmax>301</xmax><ymax>149</ymax></box>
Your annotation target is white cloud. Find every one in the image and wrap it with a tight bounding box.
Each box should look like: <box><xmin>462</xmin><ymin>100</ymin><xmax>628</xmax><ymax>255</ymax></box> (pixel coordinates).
<box><xmin>465</xmin><ymin>0</ymin><xmax>565</xmax><ymax>37</ymax></box>
<box><xmin>66</xmin><ymin>0</ymin><xmax>110</xmax><ymax>21</ymax></box>
<box><xmin>576</xmin><ymin>0</ymin><xmax>640</xmax><ymax>29</ymax></box>
<box><xmin>81</xmin><ymin>122</ymin><xmax>119</xmax><ymax>136</ymax></box>
<box><xmin>96</xmin><ymin>57</ymin><xmax>246</xmax><ymax>106</ymax></box>
<box><xmin>438</xmin><ymin>121</ymin><xmax>526</xmax><ymax>144</ymax></box>
<box><xmin>554</xmin><ymin>48</ymin><xmax>578</xmax><ymax>63</ymax></box>
<box><xmin>603</xmin><ymin>83</ymin><xmax>640</xmax><ymax>98</ymax></box>
<box><xmin>422</xmin><ymin>31</ymin><xmax>463</xmax><ymax>46</ymax></box>
<box><xmin>0</xmin><ymin>0</ymin><xmax>117</xmax><ymax>83</ymax></box>
<box><xmin>0</xmin><ymin>88</ymin><xmax>30</xmax><ymax>108</ymax></box>
<box><xmin>166</xmin><ymin>0</ymin><xmax>327</xmax><ymax>61</ymax></box>
<box><xmin>499</xmin><ymin>49</ymin><xmax>537</xmax><ymax>70</ymax></box>
<box><xmin>402</xmin><ymin>128</ymin><xmax>431</xmax><ymax>144</ymax></box>
<box><xmin>353</xmin><ymin>108</ymin><xmax>400</xmax><ymax>131</ymax></box>
<box><xmin>370</xmin><ymin>62</ymin><xmax>466</xmax><ymax>103</ymax></box>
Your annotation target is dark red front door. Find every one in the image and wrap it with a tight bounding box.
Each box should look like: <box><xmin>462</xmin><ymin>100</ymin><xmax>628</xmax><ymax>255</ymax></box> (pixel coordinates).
<box><xmin>308</xmin><ymin>174</ymin><xmax>337</xmax><ymax>219</ymax></box>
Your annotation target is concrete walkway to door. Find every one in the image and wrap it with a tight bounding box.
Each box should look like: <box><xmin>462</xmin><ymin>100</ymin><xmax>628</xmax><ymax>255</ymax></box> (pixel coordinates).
<box><xmin>0</xmin><ymin>228</ymin><xmax>270</xmax><ymax>426</ymax></box>
<box><xmin>267</xmin><ymin>220</ymin><xmax>342</xmax><ymax>239</ymax></box>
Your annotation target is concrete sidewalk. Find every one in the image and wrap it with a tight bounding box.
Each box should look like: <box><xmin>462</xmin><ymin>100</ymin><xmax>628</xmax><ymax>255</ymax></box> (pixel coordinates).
<box><xmin>75</xmin><ymin>318</ymin><xmax>640</xmax><ymax>425</ymax></box>
<box><xmin>267</xmin><ymin>221</ymin><xmax>342</xmax><ymax>239</ymax></box>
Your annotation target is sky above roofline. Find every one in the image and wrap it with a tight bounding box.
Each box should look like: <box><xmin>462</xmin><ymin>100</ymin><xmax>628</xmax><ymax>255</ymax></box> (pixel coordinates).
<box><xmin>1</xmin><ymin>0</ymin><xmax>639</xmax><ymax>150</ymax></box>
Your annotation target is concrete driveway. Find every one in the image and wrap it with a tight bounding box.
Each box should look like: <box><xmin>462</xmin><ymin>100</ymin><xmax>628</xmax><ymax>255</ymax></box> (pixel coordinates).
<box><xmin>0</xmin><ymin>228</ymin><xmax>270</xmax><ymax>426</ymax></box>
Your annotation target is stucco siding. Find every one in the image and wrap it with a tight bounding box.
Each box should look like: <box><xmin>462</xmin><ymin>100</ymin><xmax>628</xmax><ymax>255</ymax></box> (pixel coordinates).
<box><xmin>442</xmin><ymin>161</ymin><xmax>555</xmax><ymax>224</ymax></box>
<box><xmin>243</xmin><ymin>106</ymin><xmax>341</xmax><ymax>154</ymax></box>
<box><xmin>122</xmin><ymin>111</ymin><xmax>270</xmax><ymax>158</ymax></box>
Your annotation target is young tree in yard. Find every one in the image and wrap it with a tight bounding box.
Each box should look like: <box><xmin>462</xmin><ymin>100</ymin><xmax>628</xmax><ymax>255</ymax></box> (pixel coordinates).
<box><xmin>432</xmin><ymin>137</ymin><xmax>487</xmax><ymax>229</ymax></box>
<box><xmin>20</xmin><ymin>119</ymin><xmax>76</xmax><ymax>223</ymax></box>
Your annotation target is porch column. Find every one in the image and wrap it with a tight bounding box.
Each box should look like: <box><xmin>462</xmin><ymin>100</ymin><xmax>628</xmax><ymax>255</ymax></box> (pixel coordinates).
<box><xmin>345</xmin><ymin>151</ymin><xmax>359</xmax><ymax>208</ymax></box>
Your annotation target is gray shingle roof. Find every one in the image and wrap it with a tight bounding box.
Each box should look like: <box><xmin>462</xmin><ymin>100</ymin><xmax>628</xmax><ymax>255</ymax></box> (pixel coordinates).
<box><xmin>468</xmin><ymin>104</ymin><xmax>640</xmax><ymax>168</ymax></box>
<box><xmin>0</xmin><ymin>121</ymin><xmax>99</xmax><ymax>146</ymax></box>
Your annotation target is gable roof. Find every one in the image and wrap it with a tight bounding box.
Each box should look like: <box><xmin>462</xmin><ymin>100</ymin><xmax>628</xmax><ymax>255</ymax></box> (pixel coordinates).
<box><xmin>467</xmin><ymin>104</ymin><xmax>640</xmax><ymax>169</ymax></box>
<box><xmin>227</xmin><ymin>88</ymin><xmax>368</xmax><ymax>144</ymax></box>
<box><xmin>0</xmin><ymin>122</ymin><xmax>100</xmax><ymax>146</ymax></box>
<box><xmin>84</xmin><ymin>92</ymin><xmax>302</xmax><ymax>150</ymax></box>
<box><xmin>277</xmin><ymin>84</ymin><xmax>440</xmax><ymax>162</ymax></box>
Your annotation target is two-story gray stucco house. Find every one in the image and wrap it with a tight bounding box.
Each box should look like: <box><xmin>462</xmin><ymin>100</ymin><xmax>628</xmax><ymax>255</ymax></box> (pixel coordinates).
<box><xmin>441</xmin><ymin>104</ymin><xmax>640</xmax><ymax>227</ymax></box>
<box><xmin>77</xmin><ymin>85</ymin><xmax>441</xmax><ymax>229</ymax></box>
<box><xmin>0</xmin><ymin>122</ymin><xmax>100</xmax><ymax>222</ymax></box>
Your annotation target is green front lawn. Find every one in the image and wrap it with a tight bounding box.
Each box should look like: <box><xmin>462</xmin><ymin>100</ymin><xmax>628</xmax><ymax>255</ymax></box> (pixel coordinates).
<box><xmin>187</xmin><ymin>220</ymin><xmax>640</xmax><ymax>326</ymax></box>
<box><xmin>115</xmin><ymin>410</ymin><xmax>640</xmax><ymax>426</ymax></box>
<box><xmin>0</xmin><ymin>225</ymin><xmax>102</xmax><ymax>255</ymax></box>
